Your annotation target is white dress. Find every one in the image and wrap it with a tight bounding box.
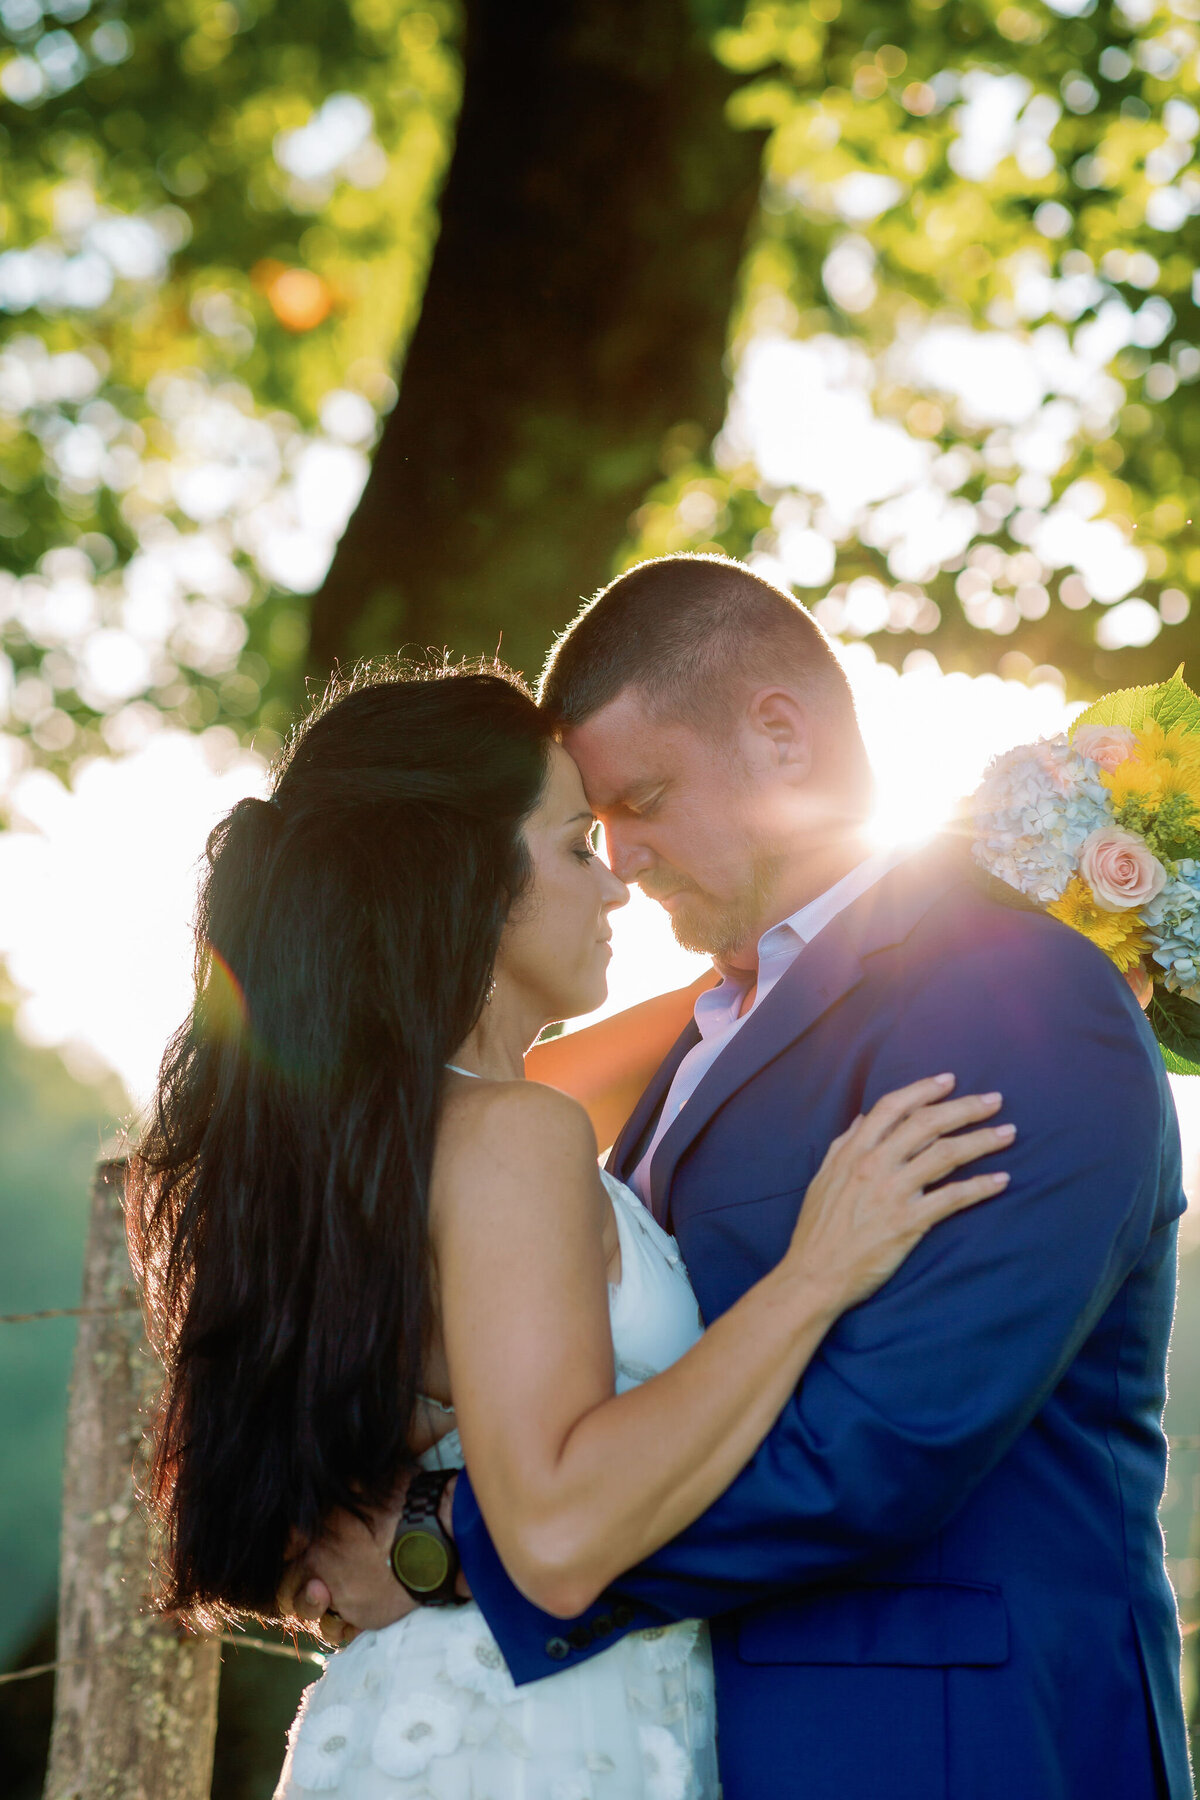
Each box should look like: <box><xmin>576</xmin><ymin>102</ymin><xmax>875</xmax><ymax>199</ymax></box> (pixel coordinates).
<box><xmin>276</xmin><ymin>1172</ymin><xmax>720</xmax><ymax>1800</ymax></box>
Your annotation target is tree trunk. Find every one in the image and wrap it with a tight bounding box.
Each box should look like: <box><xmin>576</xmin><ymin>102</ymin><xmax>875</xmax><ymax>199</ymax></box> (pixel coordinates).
<box><xmin>309</xmin><ymin>0</ymin><xmax>763</xmax><ymax>682</ymax></box>
<box><xmin>44</xmin><ymin>1160</ymin><xmax>220</xmax><ymax>1800</ymax></box>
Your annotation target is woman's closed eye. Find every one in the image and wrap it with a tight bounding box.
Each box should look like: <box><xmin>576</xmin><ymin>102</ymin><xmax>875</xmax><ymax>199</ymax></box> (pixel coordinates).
<box><xmin>572</xmin><ymin>823</ymin><xmax>602</xmax><ymax>863</ymax></box>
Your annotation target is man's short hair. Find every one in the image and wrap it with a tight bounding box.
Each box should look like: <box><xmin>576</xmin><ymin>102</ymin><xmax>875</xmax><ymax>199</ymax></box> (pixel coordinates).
<box><xmin>539</xmin><ymin>553</ymin><xmax>869</xmax><ymax>794</ymax></box>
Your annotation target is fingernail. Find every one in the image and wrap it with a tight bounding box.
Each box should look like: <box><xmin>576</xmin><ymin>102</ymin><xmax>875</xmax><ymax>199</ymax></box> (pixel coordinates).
<box><xmin>995</xmin><ymin>1123</ymin><xmax>1016</xmax><ymax>1139</ymax></box>
<box><xmin>935</xmin><ymin>1072</ymin><xmax>955</xmax><ymax>1086</ymax></box>
<box><xmin>992</xmin><ymin>1171</ymin><xmax>1011</xmax><ymax>1185</ymax></box>
<box><xmin>981</xmin><ymin>1092</ymin><xmax>1002</xmax><ymax>1105</ymax></box>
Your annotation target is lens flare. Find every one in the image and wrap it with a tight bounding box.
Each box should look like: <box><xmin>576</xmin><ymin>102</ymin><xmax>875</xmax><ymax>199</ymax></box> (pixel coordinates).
<box><xmin>199</xmin><ymin>943</ymin><xmax>249</xmax><ymax>1046</ymax></box>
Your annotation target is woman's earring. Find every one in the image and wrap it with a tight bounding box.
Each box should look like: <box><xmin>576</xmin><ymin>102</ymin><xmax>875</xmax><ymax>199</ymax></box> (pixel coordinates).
<box><xmin>485</xmin><ymin>978</ymin><xmax>496</xmax><ymax>1005</ymax></box>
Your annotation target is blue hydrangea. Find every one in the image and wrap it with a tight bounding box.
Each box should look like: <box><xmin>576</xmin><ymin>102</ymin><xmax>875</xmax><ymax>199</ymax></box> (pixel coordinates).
<box><xmin>1143</xmin><ymin>860</ymin><xmax>1200</xmax><ymax>994</ymax></box>
<box><xmin>972</xmin><ymin>735</ymin><xmax>1112</xmax><ymax>905</ymax></box>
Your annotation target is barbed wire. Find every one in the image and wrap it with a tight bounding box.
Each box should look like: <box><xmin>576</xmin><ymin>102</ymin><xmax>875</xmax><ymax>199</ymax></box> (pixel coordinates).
<box><xmin>0</xmin><ymin>1304</ymin><xmax>138</xmax><ymax>1324</ymax></box>
<box><xmin>0</xmin><ymin>1658</ymin><xmax>63</xmax><ymax>1688</ymax></box>
<box><xmin>0</xmin><ymin>1634</ymin><xmax>326</xmax><ymax>1689</ymax></box>
<box><xmin>224</xmin><ymin>1633</ymin><xmax>327</xmax><ymax>1666</ymax></box>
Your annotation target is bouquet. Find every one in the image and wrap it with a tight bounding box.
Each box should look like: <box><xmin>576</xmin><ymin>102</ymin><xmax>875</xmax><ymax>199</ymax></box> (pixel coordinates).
<box><xmin>972</xmin><ymin>668</ymin><xmax>1200</xmax><ymax>1075</ymax></box>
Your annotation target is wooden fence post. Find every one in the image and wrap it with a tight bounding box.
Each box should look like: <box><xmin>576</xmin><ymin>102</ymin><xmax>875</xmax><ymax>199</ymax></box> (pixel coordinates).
<box><xmin>44</xmin><ymin>1158</ymin><xmax>221</xmax><ymax>1800</ymax></box>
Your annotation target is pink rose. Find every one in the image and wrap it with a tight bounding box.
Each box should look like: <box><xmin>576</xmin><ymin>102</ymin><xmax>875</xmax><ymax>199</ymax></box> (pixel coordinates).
<box><xmin>1079</xmin><ymin>827</ymin><xmax>1166</xmax><ymax>912</ymax></box>
<box><xmin>1072</xmin><ymin>723</ymin><xmax>1137</xmax><ymax>772</ymax></box>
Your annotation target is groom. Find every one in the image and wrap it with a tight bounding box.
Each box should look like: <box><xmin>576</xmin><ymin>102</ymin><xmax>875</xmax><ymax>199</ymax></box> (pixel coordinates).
<box><xmin>299</xmin><ymin>554</ymin><xmax>1191</xmax><ymax>1799</ymax></box>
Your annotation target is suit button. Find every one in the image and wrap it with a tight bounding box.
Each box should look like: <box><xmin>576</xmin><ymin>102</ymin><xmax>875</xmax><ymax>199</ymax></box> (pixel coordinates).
<box><xmin>591</xmin><ymin>1612</ymin><xmax>613</xmax><ymax>1639</ymax></box>
<box><xmin>567</xmin><ymin>1625</ymin><xmax>592</xmax><ymax>1651</ymax></box>
<box><xmin>612</xmin><ymin>1602</ymin><xmax>634</xmax><ymax>1628</ymax></box>
<box><xmin>545</xmin><ymin>1637</ymin><xmax>569</xmax><ymax>1661</ymax></box>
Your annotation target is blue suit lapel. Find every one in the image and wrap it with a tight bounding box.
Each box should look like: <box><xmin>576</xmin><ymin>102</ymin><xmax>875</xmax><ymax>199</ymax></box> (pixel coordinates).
<box><xmin>647</xmin><ymin>918</ymin><xmax>865</xmax><ymax>1222</ymax></box>
<box><xmin>607</xmin><ymin>1017</ymin><xmax>700</xmax><ymax>1183</ymax></box>
<box><xmin>646</xmin><ymin>836</ymin><xmax>968</xmax><ymax>1224</ymax></box>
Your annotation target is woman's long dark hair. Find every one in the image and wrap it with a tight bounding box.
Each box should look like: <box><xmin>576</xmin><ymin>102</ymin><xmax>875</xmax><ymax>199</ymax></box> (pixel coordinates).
<box><xmin>128</xmin><ymin>661</ymin><xmax>553</xmax><ymax>1622</ymax></box>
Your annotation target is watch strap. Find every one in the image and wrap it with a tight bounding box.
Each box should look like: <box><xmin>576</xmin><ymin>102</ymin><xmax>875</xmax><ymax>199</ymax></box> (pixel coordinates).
<box><xmin>389</xmin><ymin>1467</ymin><xmax>462</xmax><ymax>1606</ymax></box>
<box><xmin>405</xmin><ymin>1467</ymin><xmax>456</xmax><ymax>1529</ymax></box>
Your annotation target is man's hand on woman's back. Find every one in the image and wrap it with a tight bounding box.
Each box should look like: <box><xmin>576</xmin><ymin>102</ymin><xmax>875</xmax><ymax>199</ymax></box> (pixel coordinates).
<box><xmin>276</xmin><ymin>1474</ymin><xmax>468</xmax><ymax>1645</ymax></box>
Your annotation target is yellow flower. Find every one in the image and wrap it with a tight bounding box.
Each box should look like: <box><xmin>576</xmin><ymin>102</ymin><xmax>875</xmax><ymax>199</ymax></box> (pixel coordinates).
<box><xmin>1153</xmin><ymin>757</ymin><xmax>1200</xmax><ymax>809</ymax></box>
<box><xmin>1103</xmin><ymin>724</ymin><xmax>1200</xmax><ymax>828</ymax></box>
<box><xmin>1135</xmin><ymin>719</ymin><xmax>1200</xmax><ymax>774</ymax></box>
<box><xmin>1102</xmin><ymin>757</ymin><xmax>1164</xmax><ymax>809</ymax></box>
<box><xmin>1046</xmin><ymin>876</ymin><xmax>1152</xmax><ymax>973</ymax></box>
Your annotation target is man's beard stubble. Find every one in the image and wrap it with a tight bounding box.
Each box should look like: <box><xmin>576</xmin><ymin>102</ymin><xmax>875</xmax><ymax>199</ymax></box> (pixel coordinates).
<box><xmin>639</xmin><ymin>851</ymin><xmax>784</xmax><ymax>961</ymax></box>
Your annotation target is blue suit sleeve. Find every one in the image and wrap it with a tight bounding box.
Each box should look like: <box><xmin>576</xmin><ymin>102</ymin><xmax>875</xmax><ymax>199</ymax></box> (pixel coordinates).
<box><xmin>454</xmin><ymin>918</ymin><xmax>1183</xmax><ymax>1683</ymax></box>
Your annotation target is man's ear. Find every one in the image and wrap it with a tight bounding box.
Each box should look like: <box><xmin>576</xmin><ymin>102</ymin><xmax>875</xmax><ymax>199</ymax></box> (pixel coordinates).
<box><xmin>745</xmin><ymin>687</ymin><xmax>813</xmax><ymax>781</ymax></box>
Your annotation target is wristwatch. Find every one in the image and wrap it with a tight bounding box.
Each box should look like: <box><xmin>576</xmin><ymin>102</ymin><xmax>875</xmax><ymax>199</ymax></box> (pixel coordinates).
<box><xmin>389</xmin><ymin>1468</ymin><xmax>464</xmax><ymax>1606</ymax></box>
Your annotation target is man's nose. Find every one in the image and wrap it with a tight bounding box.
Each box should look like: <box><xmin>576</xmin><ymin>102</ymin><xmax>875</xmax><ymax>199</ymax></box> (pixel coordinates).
<box><xmin>603</xmin><ymin>823</ymin><xmax>652</xmax><ymax>885</ymax></box>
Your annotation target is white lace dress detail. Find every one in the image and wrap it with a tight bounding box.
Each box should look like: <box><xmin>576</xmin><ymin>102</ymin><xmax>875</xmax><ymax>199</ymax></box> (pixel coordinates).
<box><xmin>276</xmin><ymin>1171</ymin><xmax>719</xmax><ymax>1800</ymax></box>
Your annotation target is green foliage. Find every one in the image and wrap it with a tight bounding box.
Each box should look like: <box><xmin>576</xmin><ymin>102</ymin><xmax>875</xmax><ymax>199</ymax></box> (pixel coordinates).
<box><xmin>626</xmin><ymin>0</ymin><xmax>1200</xmax><ymax>697</ymax></box>
<box><xmin>0</xmin><ymin>0</ymin><xmax>459</xmax><ymax>776</ymax></box>
<box><xmin>1149</xmin><ymin>985</ymin><xmax>1200</xmax><ymax>1074</ymax></box>
<box><xmin>6</xmin><ymin>0</ymin><xmax>1200</xmax><ymax>778</ymax></box>
<box><xmin>212</xmin><ymin>1638</ymin><xmax>317</xmax><ymax>1800</ymax></box>
<box><xmin>0</xmin><ymin>1005</ymin><xmax>124</xmax><ymax>1668</ymax></box>
<box><xmin>1075</xmin><ymin>664</ymin><xmax>1200</xmax><ymax>733</ymax></box>
<box><xmin>1143</xmin><ymin>788</ymin><xmax>1200</xmax><ymax>860</ymax></box>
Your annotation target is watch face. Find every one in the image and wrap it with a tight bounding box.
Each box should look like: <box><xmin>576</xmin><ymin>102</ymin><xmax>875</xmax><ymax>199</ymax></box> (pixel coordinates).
<box><xmin>392</xmin><ymin>1527</ymin><xmax>451</xmax><ymax>1594</ymax></box>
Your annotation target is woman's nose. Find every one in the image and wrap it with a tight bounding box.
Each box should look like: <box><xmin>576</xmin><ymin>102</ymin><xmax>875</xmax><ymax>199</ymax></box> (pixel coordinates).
<box><xmin>602</xmin><ymin>867</ymin><xmax>630</xmax><ymax>911</ymax></box>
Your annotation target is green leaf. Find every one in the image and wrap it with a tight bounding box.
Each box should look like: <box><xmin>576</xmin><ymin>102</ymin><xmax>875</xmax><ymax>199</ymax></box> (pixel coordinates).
<box><xmin>1150</xmin><ymin>668</ymin><xmax>1200</xmax><ymax>736</ymax></box>
<box><xmin>1148</xmin><ymin>987</ymin><xmax>1200</xmax><ymax>1077</ymax></box>
<box><xmin>1073</xmin><ymin>668</ymin><xmax>1200</xmax><ymax>740</ymax></box>
<box><xmin>1074</xmin><ymin>685</ymin><xmax>1161</xmax><ymax>733</ymax></box>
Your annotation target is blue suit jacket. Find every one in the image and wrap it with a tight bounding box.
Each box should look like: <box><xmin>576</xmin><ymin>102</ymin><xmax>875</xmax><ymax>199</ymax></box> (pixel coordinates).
<box><xmin>453</xmin><ymin>840</ymin><xmax>1192</xmax><ymax>1800</ymax></box>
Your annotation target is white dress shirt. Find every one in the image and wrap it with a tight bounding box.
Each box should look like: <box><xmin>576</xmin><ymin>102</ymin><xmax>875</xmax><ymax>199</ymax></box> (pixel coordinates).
<box><xmin>629</xmin><ymin>846</ymin><xmax>909</xmax><ymax>1208</ymax></box>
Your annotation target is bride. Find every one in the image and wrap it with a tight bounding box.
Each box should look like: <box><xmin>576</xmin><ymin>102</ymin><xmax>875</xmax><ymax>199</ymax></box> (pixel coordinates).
<box><xmin>128</xmin><ymin>662</ymin><xmax>1012</xmax><ymax>1800</ymax></box>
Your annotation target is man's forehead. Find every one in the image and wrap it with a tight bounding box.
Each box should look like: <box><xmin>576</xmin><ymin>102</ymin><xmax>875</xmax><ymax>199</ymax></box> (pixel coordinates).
<box><xmin>561</xmin><ymin>736</ymin><xmax>651</xmax><ymax>811</ymax></box>
<box><xmin>561</xmin><ymin>691</ymin><xmax>681</xmax><ymax>805</ymax></box>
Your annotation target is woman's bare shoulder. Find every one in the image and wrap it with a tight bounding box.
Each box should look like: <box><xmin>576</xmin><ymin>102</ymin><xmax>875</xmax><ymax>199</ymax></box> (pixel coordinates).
<box><xmin>432</xmin><ymin>1078</ymin><xmax>602</xmax><ymax>1226</ymax></box>
<box><xmin>440</xmin><ymin>1074</ymin><xmax>598</xmax><ymax>1141</ymax></box>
